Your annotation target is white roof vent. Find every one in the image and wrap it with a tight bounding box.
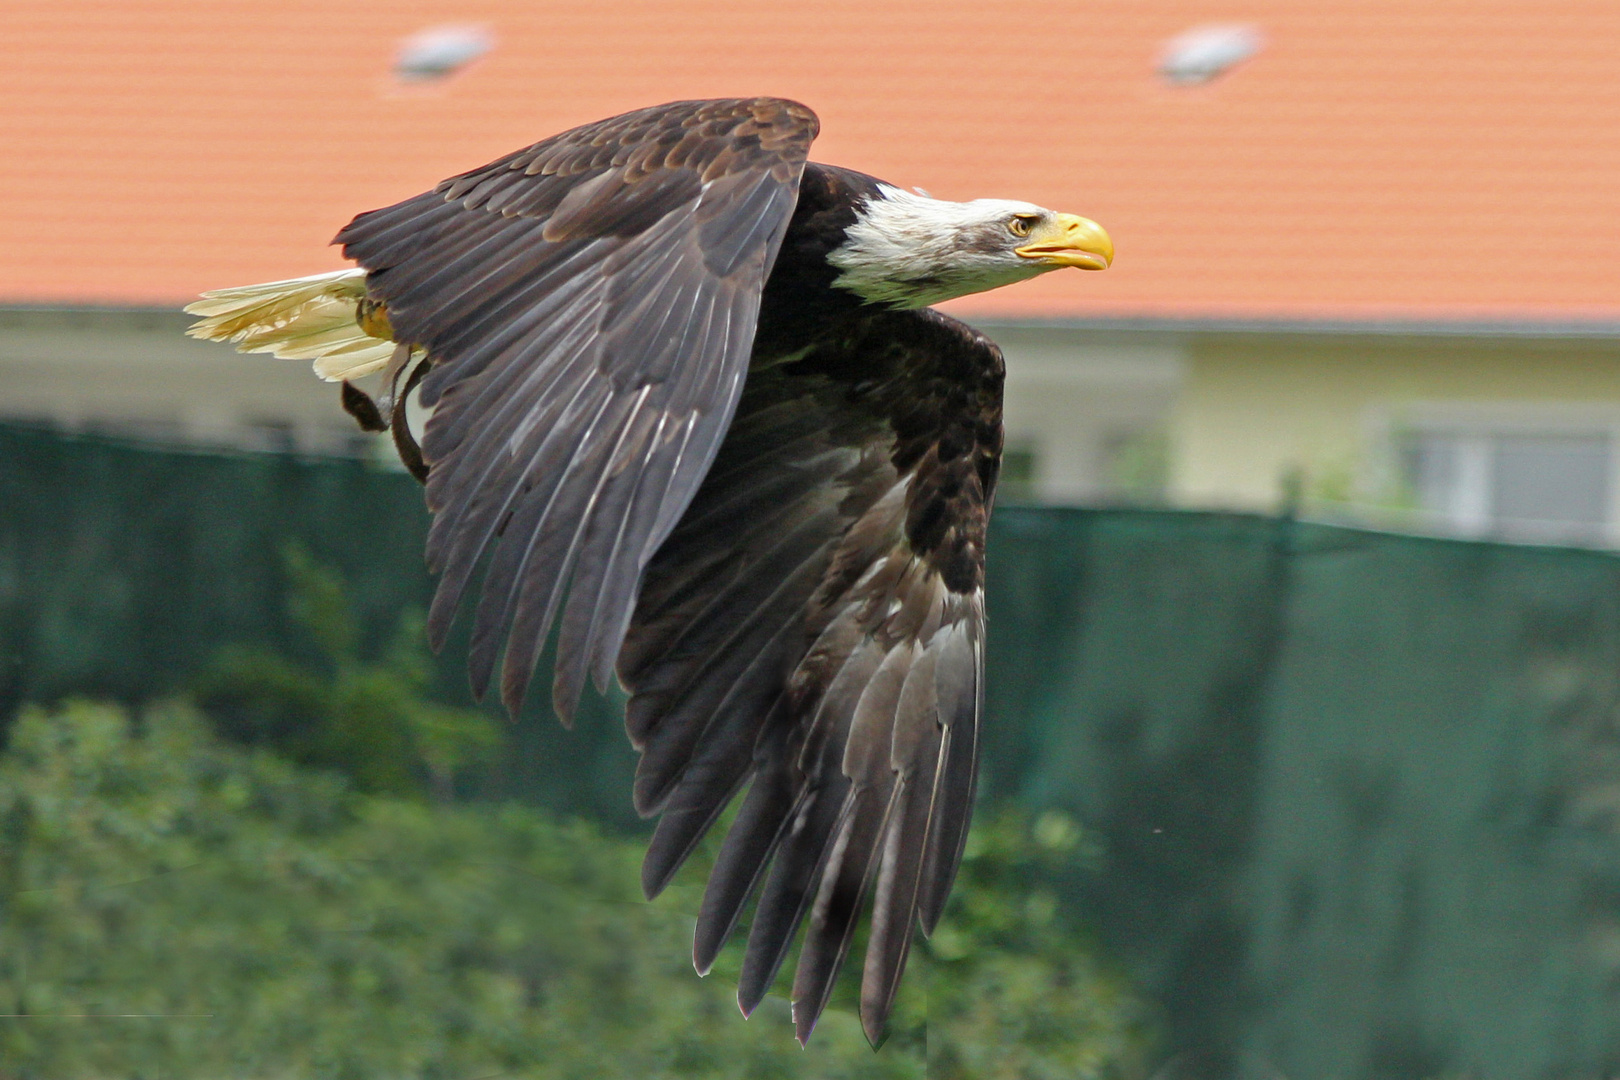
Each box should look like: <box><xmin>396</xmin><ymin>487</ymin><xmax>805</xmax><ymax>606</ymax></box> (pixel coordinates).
<box><xmin>1158</xmin><ymin>24</ymin><xmax>1264</xmax><ymax>85</ymax></box>
<box><xmin>394</xmin><ymin>24</ymin><xmax>494</xmax><ymax>84</ymax></box>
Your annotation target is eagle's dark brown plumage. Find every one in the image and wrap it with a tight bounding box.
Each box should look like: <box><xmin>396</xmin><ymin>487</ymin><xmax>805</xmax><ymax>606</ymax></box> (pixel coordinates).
<box><xmin>193</xmin><ymin>96</ymin><xmax>1113</xmax><ymax>1045</ymax></box>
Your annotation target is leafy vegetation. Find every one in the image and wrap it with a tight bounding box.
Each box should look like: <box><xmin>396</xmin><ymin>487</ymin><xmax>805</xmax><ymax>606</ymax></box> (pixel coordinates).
<box><xmin>0</xmin><ymin>701</ymin><xmax>1150</xmax><ymax>1078</ymax></box>
<box><xmin>911</xmin><ymin>809</ymin><xmax>1152</xmax><ymax>1079</ymax></box>
<box><xmin>0</xmin><ymin>547</ymin><xmax>1151</xmax><ymax>1076</ymax></box>
<box><xmin>192</xmin><ymin>544</ymin><xmax>501</xmax><ymax>799</ymax></box>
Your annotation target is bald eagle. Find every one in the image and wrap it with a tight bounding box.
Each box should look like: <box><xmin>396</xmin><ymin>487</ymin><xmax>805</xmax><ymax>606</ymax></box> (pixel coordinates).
<box><xmin>187</xmin><ymin>97</ymin><xmax>1111</xmax><ymax>1045</ymax></box>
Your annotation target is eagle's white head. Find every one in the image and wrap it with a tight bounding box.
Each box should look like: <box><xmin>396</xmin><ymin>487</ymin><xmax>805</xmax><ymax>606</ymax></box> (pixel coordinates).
<box><xmin>827</xmin><ymin>185</ymin><xmax>1113</xmax><ymax>309</ymax></box>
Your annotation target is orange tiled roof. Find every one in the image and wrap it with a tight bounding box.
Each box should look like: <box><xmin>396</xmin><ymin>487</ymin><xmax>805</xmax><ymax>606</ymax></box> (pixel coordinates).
<box><xmin>4</xmin><ymin>0</ymin><xmax>1619</xmax><ymax>323</ymax></box>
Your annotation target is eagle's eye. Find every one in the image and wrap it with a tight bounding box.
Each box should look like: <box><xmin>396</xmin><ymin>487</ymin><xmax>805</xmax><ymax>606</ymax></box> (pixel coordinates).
<box><xmin>1007</xmin><ymin>214</ymin><xmax>1039</xmax><ymax>238</ymax></box>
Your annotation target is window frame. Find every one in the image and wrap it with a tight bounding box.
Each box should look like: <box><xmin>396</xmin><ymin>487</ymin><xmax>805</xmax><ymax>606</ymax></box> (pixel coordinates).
<box><xmin>1364</xmin><ymin>402</ymin><xmax>1620</xmax><ymax>546</ymax></box>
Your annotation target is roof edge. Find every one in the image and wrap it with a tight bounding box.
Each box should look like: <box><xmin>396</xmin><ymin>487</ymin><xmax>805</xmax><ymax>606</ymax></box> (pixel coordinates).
<box><xmin>6</xmin><ymin>304</ymin><xmax>1620</xmax><ymax>342</ymax></box>
<box><xmin>0</xmin><ymin>304</ymin><xmax>194</xmax><ymax>331</ymax></box>
<box><xmin>969</xmin><ymin>313</ymin><xmax>1620</xmax><ymax>341</ymax></box>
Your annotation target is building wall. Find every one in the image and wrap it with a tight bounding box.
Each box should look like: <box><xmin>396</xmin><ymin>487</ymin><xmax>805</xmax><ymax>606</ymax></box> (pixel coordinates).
<box><xmin>12</xmin><ymin>309</ymin><xmax>1620</xmax><ymax>543</ymax></box>
<box><xmin>983</xmin><ymin>323</ymin><xmax>1185</xmax><ymax>504</ymax></box>
<box><xmin>1171</xmin><ymin>333</ymin><xmax>1620</xmax><ymax>517</ymax></box>
<box><xmin>0</xmin><ymin>309</ymin><xmax>1194</xmax><ymax>507</ymax></box>
<box><xmin>0</xmin><ymin>308</ymin><xmax>379</xmax><ymax>455</ymax></box>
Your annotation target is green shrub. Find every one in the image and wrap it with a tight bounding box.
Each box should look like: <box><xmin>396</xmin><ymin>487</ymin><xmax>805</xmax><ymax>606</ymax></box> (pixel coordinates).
<box><xmin>910</xmin><ymin>809</ymin><xmax>1152</xmax><ymax>1079</ymax></box>
<box><xmin>192</xmin><ymin>544</ymin><xmax>500</xmax><ymax>799</ymax></box>
<box><xmin>0</xmin><ymin>701</ymin><xmax>1147</xmax><ymax>1078</ymax></box>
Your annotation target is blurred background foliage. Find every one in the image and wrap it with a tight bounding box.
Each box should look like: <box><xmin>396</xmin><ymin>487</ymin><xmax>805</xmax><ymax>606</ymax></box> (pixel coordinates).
<box><xmin>0</xmin><ymin>699</ymin><xmax>1149</xmax><ymax>1079</ymax></box>
<box><xmin>192</xmin><ymin>543</ymin><xmax>502</xmax><ymax>800</ymax></box>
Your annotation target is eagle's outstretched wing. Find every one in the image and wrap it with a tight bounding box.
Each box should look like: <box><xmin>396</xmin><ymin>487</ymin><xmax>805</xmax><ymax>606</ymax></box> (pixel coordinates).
<box><xmin>620</xmin><ymin>308</ymin><xmax>1001</xmax><ymax>1044</ymax></box>
<box><xmin>339</xmin><ymin>100</ymin><xmax>997</xmax><ymax>1043</ymax></box>
<box><xmin>335</xmin><ymin>98</ymin><xmax>818</xmax><ymax>719</ymax></box>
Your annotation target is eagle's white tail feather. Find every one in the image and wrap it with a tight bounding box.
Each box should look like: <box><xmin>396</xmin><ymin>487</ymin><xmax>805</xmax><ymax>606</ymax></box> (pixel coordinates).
<box><xmin>184</xmin><ymin>268</ymin><xmax>395</xmax><ymax>382</ymax></box>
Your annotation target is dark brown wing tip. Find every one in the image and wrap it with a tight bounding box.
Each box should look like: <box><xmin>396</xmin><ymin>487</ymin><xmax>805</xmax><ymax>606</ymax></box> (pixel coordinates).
<box><xmin>918</xmin><ymin>890</ymin><xmax>948</xmax><ymax>937</ymax></box>
<box><xmin>737</xmin><ymin>961</ymin><xmax>778</xmax><ymax>1019</ymax></box>
<box><xmin>861</xmin><ymin>1008</ymin><xmax>890</xmax><ymax>1050</ymax></box>
<box><xmin>641</xmin><ymin>852</ymin><xmax>673</xmax><ymax>902</ymax></box>
<box><xmin>792</xmin><ymin>1000</ymin><xmax>819</xmax><ymax>1047</ymax></box>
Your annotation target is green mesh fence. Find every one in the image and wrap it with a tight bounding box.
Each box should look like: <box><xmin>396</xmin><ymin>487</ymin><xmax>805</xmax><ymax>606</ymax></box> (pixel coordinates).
<box><xmin>4</xmin><ymin>421</ymin><xmax>1620</xmax><ymax>1079</ymax></box>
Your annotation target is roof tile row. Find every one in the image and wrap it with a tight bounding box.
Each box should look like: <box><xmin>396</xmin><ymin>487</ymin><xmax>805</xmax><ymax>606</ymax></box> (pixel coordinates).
<box><xmin>4</xmin><ymin>0</ymin><xmax>1617</xmax><ymax>322</ymax></box>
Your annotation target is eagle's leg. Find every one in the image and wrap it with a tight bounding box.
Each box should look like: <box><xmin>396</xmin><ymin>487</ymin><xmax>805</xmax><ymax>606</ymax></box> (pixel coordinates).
<box><xmin>338</xmin><ymin>340</ymin><xmax>429</xmax><ymax>483</ymax></box>
<box><xmin>389</xmin><ymin>357</ymin><xmax>431</xmax><ymax>484</ymax></box>
<box><xmin>371</xmin><ymin>341</ymin><xmax>414</xmax><ymax>416</ymax></box>
<box><xmin>337</xmin><ymin>325</ymin><xmax>415</xmax><ymax>433</ymax></box>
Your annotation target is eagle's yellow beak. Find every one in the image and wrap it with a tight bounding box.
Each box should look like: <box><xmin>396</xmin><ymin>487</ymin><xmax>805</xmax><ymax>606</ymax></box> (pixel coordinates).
<box><xmin>1015</xmin><ymin>213</ymin><xmax>1113</xmax><ymax>270</ymax></box>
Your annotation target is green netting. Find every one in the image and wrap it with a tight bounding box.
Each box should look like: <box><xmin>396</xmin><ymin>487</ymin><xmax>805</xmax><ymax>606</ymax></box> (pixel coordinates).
<box><xmin>5</xmin><ymin>421</ymin><xmax>1620</xmax><ymax>1079</ymax></box>
<box><xmin>0</xmin><ymin>423</ymin><xmax>640</xmax><ymax>827</ymax></box>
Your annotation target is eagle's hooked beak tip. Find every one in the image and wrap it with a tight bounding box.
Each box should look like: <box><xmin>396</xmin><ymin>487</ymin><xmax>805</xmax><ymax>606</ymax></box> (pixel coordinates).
<box><xmin>1015</xmin><ymin>213</ymin><xmax>1113</xmax><ymax>271</ymax></box>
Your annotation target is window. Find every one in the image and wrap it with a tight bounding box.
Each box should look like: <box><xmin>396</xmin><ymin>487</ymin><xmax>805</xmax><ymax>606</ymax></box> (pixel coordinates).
<box><xmin>1397</xmin><ymin>423</ymin><xmax>1615</xmax><ymax>544</ymax></box>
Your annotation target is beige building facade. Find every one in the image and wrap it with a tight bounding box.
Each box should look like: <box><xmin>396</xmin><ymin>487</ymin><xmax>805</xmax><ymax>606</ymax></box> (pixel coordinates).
<box><xmin>1170</xmin><ymin>329</ymin><xmax>1620</xmax><ymax>543</ymax></box>
<box><xmin>8</xmin><ymin>308</ymin><xmax>1620</xmax><ymax>548</ymax></box>
<box><xmin>0</xmin><ymin>307</ymin><xmax>381</xmax><ymax>458</ymax></box>
<box><xmin>993</xmin><ymin>319</ymin><xmax>1620</xmax><ymax>547</ymax></box>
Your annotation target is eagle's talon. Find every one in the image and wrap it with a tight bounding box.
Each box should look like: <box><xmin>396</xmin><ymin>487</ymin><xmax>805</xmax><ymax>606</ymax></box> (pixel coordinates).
<box><xmin>339</xmin><ymin>380</ymin><xmax>387</xmax><ymax>432</ymax></box>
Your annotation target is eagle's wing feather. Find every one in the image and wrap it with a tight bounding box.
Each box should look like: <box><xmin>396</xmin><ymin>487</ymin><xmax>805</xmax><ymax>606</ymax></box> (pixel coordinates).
<box><xmin>334</xmin><ymin>98</ymin><xmax>819</xmax><ymax>718</ymax></box>
<box><xmin>619</xmin><ymin>308</ymin><xmax>1002</xmax><ymax>1044</ymax></box>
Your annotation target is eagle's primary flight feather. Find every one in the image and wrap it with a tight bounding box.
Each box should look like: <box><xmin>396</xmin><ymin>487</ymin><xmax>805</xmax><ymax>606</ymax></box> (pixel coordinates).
<box><xmin>186</xmin><ymin>97</ymin><xmax>1112</xmax><ymax>1045</ymax></box>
